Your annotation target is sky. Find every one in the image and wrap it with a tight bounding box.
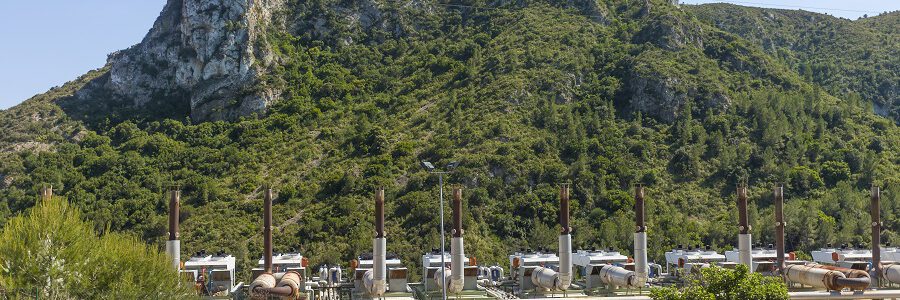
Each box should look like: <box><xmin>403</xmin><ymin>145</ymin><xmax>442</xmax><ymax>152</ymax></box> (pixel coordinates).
<box><xmin>0</xmin><ymin>1</ymin><xmax>898</xmax><ymax>110</ymax></box>
<box><xmin>0</xmin><ymin>1</ymin><xmax>166</xmax><ymax>109</ymax></box>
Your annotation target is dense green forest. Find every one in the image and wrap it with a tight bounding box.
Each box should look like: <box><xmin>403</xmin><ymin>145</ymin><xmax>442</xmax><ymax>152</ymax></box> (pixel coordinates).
<box><xmin>0</xmin><ymin>0</ymin><xmax>898</xmax><ymax>282</ymax></box>
<box><xmin>686</xmin><ymin>4</ymin><xmax>900</xmax><ymax>121</ymax></box>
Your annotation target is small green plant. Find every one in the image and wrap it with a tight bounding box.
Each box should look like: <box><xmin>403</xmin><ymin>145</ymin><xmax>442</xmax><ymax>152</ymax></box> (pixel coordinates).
<box><xmin>651</xmin><ymin>265</ymin><xmax>788</xmax><ymax>300</ymax></box>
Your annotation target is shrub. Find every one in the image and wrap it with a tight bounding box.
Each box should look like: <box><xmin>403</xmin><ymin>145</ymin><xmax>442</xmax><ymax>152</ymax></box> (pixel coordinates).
<box><xmin>651</xmin><ymin>265</ymin><xmax>788</xmax><ymax>300</ymax></box>
<box><xmin>0</xmin><ymin>198</ymin><xmax>194</xmax><ymax>299</ymax></box>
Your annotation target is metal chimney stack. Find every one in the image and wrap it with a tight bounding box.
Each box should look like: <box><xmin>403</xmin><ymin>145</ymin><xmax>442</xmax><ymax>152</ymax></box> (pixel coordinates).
<box><xmin>737</xmin><ymin>185</ymin><xmax>752</xmax><ymax>268</ymax></box>
<box><xmin>633</xmin><ymin>185</ymin><xmax>649</xmax><ymax>286</ymax></box>
<box><xmin>774</xmin><ymin>185</ymin><xmax>785</xmax><ymax>275</ymax></box>
<box><xmin>372</xmin><ymin>188</ymin><xmax>387</xmax><ymax>296</ymax></box>
<box><xmin>167</xmin><ymin>189</ymin><xmax>181</xmax><ymax>270</ymax></box>
<box><xmin>872</xmin><ymin>185</ymin><xmax>882</xmax><ymax>286</ymax></box>
<box><xmin>558</xmin><ymin>184</ymin><xmax>573</xmax><ymax>290</ymax></box>
<box><xmin>449</xmin><ymin>187</ymin><xmax>465</xmax><ymax>293</ymax></box>
<box><xmin>264</xmin><ymin>188</ymin><xmax>274</xmax><ymax>273</ymax></box>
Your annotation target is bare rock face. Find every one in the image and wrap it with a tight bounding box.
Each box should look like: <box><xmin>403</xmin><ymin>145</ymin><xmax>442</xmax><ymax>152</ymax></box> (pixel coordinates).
<box><xmin>104</xmin><ymin>0</ymin><xmax>285</xmax><ymax>121</ymax></box>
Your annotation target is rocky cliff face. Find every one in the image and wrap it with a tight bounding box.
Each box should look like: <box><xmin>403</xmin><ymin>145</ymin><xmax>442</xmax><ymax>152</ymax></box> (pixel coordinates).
<box><xmin>98</xmin><ymin>0</ymin><xmax>285</xmax><ymax>121</ymax></box>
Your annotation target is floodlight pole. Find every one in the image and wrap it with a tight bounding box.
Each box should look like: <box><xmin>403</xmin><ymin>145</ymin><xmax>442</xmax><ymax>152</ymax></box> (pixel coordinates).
<box><xmin>438</xmin><ymin>172</ymin><xmax>446</xmax><ymax>300</ymax></box>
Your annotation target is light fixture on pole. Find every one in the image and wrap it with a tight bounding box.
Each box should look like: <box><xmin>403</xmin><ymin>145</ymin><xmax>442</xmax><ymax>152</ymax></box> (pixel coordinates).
<box><xmin>421</xmin><ymin>160</ymin><xmax>459</xmax><ymax>300</ymax></box>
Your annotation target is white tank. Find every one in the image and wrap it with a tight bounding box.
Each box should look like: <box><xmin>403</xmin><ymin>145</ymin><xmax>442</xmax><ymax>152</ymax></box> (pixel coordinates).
<box><xmin>531</xmin><ymin>267</ymin><xmax>559</xmax><ymax>290</ymax></box>
<box><xmin>330</xmin><ymin>266</ymin><xmax>342</xmax><ymax>285</ymax></box>
<box><xmin>434</xmin><ymin>267</ymin><xmax>451</xmax><ymax>290</ymax></box>
<box><xmin>884</xmin><ymin>264</ymin><xmax>900</xmax><ymax>284</ymax></box>
<box><xmin>319</xmin><ymin>265</ymin><xmax>329</xmax><ymax>284</ymax></box>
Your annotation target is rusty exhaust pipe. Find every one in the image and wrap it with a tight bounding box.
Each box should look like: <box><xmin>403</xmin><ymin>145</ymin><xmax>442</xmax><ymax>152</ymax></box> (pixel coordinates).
<box><xmin>737</xmin><ymin>185</ymin><xmax>752</xmax><ymax>268</ymax></box>
<box><xmin>264</xmin><ymin>188</ymin><xmax>273</xmax><ymax>273</ymax></box>
<box><xmin>774</xmin><ymin>185</ymin><xmax>785</xmax><ymax>275</ymax></box>
<box><xmin>166</xmin><ymin>189</ymin><xmax>181</xmax><ymax>270</ymax></box>
<box><xmin>872</xmin><ymin>185</ymin><xmax>882</xmax><ymax>286</ymax></box>
<box><xmin>633</xmin><ymin>184</ymin><xmax>648</xmax><ymax>286</ymax></box>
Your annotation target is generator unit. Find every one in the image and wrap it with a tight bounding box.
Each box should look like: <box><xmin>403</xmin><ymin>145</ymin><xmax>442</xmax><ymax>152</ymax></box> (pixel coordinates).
<box><xmin>182</xmin><ymin>251</ymin><xmax>239</xmax><ymax>297</ymax></box>
<box><xmin>724</xmin><ymin>244</ymin><xmax>778</xmax><ymax>274</ymax></box>
<box><xmin>572</xmin><ymin>248</ymin><xmax>636</xmax><ymax>290</ymax></box>
<box><xmin>354</xmin><ymin>252</ymin><xmax>409</xmax><ymax>294</ymax></box>
<box><xmin>664</xmin><ymin>245</ymin><xmax>726</xmax><ymax>277</ymax></box>
<box><xmin>421</xmin><ymin>250</ymin><xmax>477</xmax><ymax>292</ymax></box>
<box><xmin>811</xmin><ymin>244</ymin><xmax>871</xmax><ymax>270</ymax></box>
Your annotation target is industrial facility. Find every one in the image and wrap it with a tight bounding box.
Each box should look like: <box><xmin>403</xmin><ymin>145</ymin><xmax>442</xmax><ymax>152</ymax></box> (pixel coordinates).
<box><xmin>153</xmin><ymin>183</ymin><xmax>900</xmax><ymax>300</ymax></box>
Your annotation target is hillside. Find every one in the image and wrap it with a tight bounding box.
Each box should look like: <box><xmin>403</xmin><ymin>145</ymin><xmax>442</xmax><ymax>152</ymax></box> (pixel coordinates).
<box><xmin>685</xmin><ymin>3</ymin><xmax>900</xmax><ymax>121</ymax></box>
<box><xmin>0</xmin><ymin>0</ymin><xmax>898</xmax><ymax>280</ymax></box>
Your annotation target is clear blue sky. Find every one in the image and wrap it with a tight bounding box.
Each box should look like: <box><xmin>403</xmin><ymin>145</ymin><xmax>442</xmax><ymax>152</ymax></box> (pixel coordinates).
<box><xmin>0</xmin><ymin>1</ymin><xmax>898</xmax><ymax>110</ymax></box>
<box><xmin>0</xmin><ymin>1</ymin><xmax>166</xmax><ymax>109</ymax></box>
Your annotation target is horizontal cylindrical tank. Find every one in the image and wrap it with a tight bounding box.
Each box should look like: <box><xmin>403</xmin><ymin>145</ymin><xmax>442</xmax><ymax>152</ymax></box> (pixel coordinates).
<box><xmin>250</xmin><ymin>273</ymin><xmax>277</xmax><ymax>298</ymax></box>
<box><xmin>531</xmin><ymin>267</ymin><xmax>560</xmax><ymax>290</ymax></box>
<box><xmin>599</xmin><ymin>265</ymin><xmax>636</xmax><ymax>287</ymax></box>
<box><xmin>883</xmin><ymin>264</ymin><xmax>900</xmax><ymax>284</ymax></box>
<box><xmin>277</xmin><ymin>271</ymin><xmax>302</xmax><ymax>297</ymax></box>
<box><xmin>784</xmin><ymin>264</ymin><xmax>869</xmax><ymax>291</ymax></box>
<box><xmin>434</xmin><ymin>267</ymin><xmax>451</xmax><ymax>290</ymax></box>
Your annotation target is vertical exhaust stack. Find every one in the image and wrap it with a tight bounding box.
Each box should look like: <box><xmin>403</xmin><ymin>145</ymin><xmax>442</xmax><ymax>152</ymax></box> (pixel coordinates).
<box><xmin>167</xmin><ymin>189</ymin><xmax>181</xmax><ymax>270</ymax></box>
<box><xmin>633</xmin><ymin>185</ymin><xmax>649</xmax><ymax>287</ymax></box>
<box><xmin>449</xmin><ymin>187</ymin><xmax>465</xmax><ymax>293</ymax></box>
<box><xmin>369</xmin><ymin>188</ymin><xmax>388</xmax><ymax>296</ymax></box>
<box><xmin>872</xmin><ymin>185</ymin><xmax>882</xmax><ymax>286</ymax></box>
<box><xmin>737</xmin><ymin>185</ymin><xmax>752</xmax><ymax>268</ymax></box>
<box><xmin>774</xmin><ymin>185</ymin><xmax>785</xmax><ymax>275</ymax></box>
<box><xmin>264</xmin><ymin>188</ymin><xmax>274</xmax><ymax>273</ymax></box>
<box><xmin>558</xmin><ymin>184</ymin><xmax>573</xmax><ymax>290</ymax></box>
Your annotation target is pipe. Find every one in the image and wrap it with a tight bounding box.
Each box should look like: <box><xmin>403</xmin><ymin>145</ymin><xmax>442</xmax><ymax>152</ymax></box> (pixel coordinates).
<box><xmin>434</xmin><ymin>267</ymin><xmax>451</xmax><ymax>290</ymax></box>
<box><xmin>264</xmin><ymin>188</ymin><xmax>273</xmax><ymax>273</ymax></box>
<box><xmin>789</xmin><ymin>290</ymin><xmax>900</xmax><ymax>300</ymax></box>
<box><xmin>807</xmin><ymin>263</ymin><xmax>871</xmax><ymax>280</ymax></box>
<box><xmin>558</xmin><ymin>184</ymin><xmax>573</xmax><ymax>290</ymax></box>
<box><xmin>774</xmin><ymin>185</ymin><xmax>785</xmax><ymax>275</ymax></box>
<box><xmin>882</xmin><ymin>264</ymin><xmax>900</xmax><ymax>283</ymax></box>
<box><xmin>599</xmin><ymin>265</ymin><xmax>637</xmax><ymax>287</ymax></box>
<box><xmin>276</xmin><ymin>271</ymin><xmax>302</xmax><ymax>297</ymax></box>
<box><xmin>371</xmin><ymin>188</ymin><xmax>387</xmax><ymax>296</ymax></box>
<box><xmin>250</xmin><ymin>273</ymin><xmax>277</xmax><ymax>299</ymax></box>
<box><xmin>784</xmin><ymin>264</ymin><xmax>848</xmax><ymax>291</ymax></box>
<box><xmin>737</xmin><ymin>185</ymin><xmax>752</xmax><ymax>268</ymax></box>
<box><xmin>633</xmin><ymin>185</ymin><xmax>648</xmax><ymax>287</ymax></box>
<box><xmin>871</xmin><ymin>185</ymin><xmax>882</xmax><ymax>286</ymax></box>
<box><xmin>166</xmin><ymin>189</ymin><xmax>181</xmax><ymax>270</ymax></box>
<box><xmin>532</xmin><ymin>267</ymin><xmax>560</xmax><ymax>290</ymax></box>
<box><xmin>450</xmin><ymin>187</ymin><xmax>464</xmax><ymax>293</ymax></box>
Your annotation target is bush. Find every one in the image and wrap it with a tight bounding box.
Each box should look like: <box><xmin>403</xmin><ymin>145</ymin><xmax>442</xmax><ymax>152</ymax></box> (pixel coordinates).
<box><xmin>651</xmin><ymin>265</ymin><xmax>788</xmax><ymax>300</ymax></box>
<box><xmin>0</xmin><ymin>198</ymin><xmax>194</xmax><ymax>299</ymax></box>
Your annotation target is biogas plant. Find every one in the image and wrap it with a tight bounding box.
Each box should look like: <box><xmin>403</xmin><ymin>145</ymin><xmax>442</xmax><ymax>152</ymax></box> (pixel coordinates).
<box><xmin>160</xmin><ymin>182</ymin><xmax>900</xmax><ymax>300</ymax></box>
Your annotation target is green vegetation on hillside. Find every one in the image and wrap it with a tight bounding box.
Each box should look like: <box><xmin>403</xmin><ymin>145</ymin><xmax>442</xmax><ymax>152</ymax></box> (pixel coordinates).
<box><xmin>0</xmin><ymin>0</ymin><xmax>898</xmax><ymax>282</ymax></box>
<box><xmin>686</xmin><ymin>4</ymin><xmax>900</xmax><ymax>121</ymax></box>
<box><xmin>0</xmin><ymin>196</ymin><xmax>193</xmax><ymax>299</ymax></box>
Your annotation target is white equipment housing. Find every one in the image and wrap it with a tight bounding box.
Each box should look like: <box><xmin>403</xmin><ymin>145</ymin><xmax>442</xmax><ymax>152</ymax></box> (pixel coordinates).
<box><xmin>182</xmin><ymin>253</ymin><xmax>238</xmax><ymax>296</ymax></box>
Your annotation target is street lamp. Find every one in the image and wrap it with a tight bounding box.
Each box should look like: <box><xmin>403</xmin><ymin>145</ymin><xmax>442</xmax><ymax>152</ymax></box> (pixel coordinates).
<box><xmin>421</xmin><ymin>160</ymin><xmax>458</xmax><ymax>300</ymax></box>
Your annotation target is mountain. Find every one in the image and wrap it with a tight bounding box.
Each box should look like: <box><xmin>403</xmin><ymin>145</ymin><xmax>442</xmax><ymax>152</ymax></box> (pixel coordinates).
<box><xmin>0</xmin><ymin>0</ymin><xmax>898</xmax><ymax>279</ymax></box>
<box><xmin>685</xmin><ymin>3</ymin><xmax>900</xmax><ymax>121</ymax></box>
